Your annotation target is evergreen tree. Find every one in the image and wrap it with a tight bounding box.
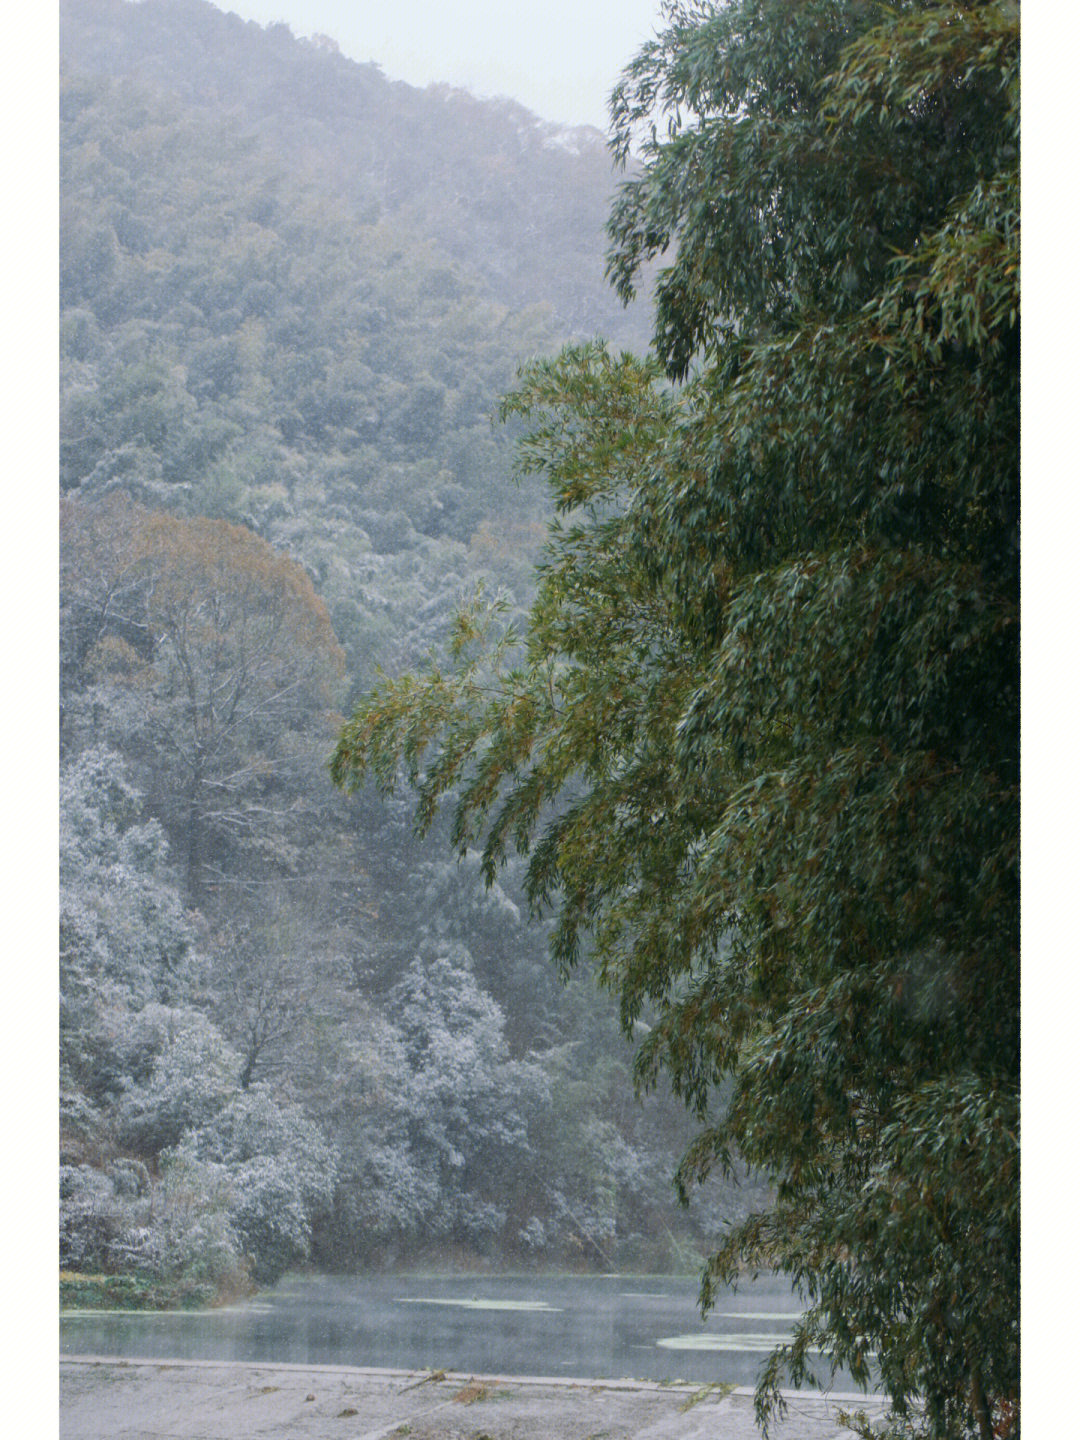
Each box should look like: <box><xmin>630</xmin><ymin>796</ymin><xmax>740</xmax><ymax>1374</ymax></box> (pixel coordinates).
<box><xmin>333</xmin><ymin>3</ymin><xmax>1019</xmax><ymax>1434</ymax></box>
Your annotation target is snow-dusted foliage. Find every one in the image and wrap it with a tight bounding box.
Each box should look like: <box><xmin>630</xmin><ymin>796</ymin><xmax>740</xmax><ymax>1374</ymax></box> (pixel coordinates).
<box><xmin>218</xmin><ymin>1160</ymin><xmax>313</xmax><ymax>1285</ymax></box>
<box><xmin>58</xmin><ymin>0</ymin><xmax>774</xmax><ymax>1305</ymax></box>
<box><xmin>59</xmin><ymin>743</ymin><xmax>753</xmax><ymax>1286</ymax></box>
<box><xmin>60</xmin><ymin>748</ymin><xmax>210</xmax><ymax>1165</ymax></box>
<box><xmin>60</xmin><ymin>1163</ymin><xmax>121</xmax><ymax>1270</ymax></box>
<box><xmin>387</xmin><ymin>945</ymin><xmax>549</xmax><ymax>1245</ymax></box>
<box><xmin>54</xmin><ymin>467</ymin><xmax>751</xmax><ymax>1297</ymax></box>
<box><xmin>59</xmin><ymin>752</ymin><xmax>336</xmax><ymax>1288</ymax></box>
<box><xmin>153</xmin><ymin>1144</ymin><xmax>243</xmax><ymax>1287</ymax></box>
<box><xmin>115</xmin><ymin>1006</ymin><xmax>241</xmax><ymax>1156</ymax></box>
<box><xmin>188</xmin><ymin>1088</ymin><xmax>338</xmax><ymax>1283</ymax></box>
<box><xmin>60</xmin><ymin>748</ymin><xmax>203</xmax><ymax>1009</ymax></box>
<box><xmin>307</xmin><ymin>952</ymin><xmax>551</xmax><ymax>1265</ymax></box>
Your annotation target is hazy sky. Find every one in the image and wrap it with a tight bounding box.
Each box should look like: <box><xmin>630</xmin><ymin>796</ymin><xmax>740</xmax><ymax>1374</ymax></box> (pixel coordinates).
<box><xmin>206</xmin><ymin>0</ymin><xmax>666</xmax><ymax>132</ymax></box>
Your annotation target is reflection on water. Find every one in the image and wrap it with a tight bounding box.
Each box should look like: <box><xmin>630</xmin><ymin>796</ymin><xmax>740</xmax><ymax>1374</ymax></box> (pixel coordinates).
<box><xmin>60</xmin><ymin>1271</ymin><xmax>864</xmax><ymax>1390</ymax></box>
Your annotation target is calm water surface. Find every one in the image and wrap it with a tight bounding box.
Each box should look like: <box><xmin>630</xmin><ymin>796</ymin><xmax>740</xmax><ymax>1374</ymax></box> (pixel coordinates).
<box><xmin>61</xmin><ymin>1271</ymin><xmax>861</xmax><ymax>1389</ymax></box>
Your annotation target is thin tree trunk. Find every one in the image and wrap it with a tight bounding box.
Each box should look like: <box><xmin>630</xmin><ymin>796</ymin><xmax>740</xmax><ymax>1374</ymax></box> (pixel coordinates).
<box><xmin>970</xmin><ymin>1363</ymin><xmax>993</xmax><ymax>1440</ymax></box>
<box><xmin>186</xmin><ymin>774</ymin><xmax>203</xmax><ymax>902</ymax></box>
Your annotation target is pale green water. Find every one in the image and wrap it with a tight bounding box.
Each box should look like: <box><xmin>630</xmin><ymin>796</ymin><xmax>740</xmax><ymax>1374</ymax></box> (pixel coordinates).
<box><xmin>61</xmin><ymin>1270</ymin><xmax>867</xmax><ymax>1390</ymax></box>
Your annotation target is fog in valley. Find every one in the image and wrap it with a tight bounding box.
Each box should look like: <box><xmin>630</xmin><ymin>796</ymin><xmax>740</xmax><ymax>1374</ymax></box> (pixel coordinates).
<box><xmin>58</xmin><ymin>2</ymin><xmax>1021</xmax><ymax>1431</ymax></box>
<box><xmin>59</xmin><ymin>0</ymin><xmax>769</xmax><ymax>1344</ymax></box>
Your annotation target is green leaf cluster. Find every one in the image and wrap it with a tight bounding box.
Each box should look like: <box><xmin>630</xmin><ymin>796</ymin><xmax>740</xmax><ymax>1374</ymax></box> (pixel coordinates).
<box><xmin>333</xmin><ymin>3</ymin><xmax>1018</xmax><ymax>1435</ymax></box>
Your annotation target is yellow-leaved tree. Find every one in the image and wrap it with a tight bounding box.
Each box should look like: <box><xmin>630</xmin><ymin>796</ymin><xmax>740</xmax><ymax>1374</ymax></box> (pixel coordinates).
<box><xmin>62</xmin><ymin>494</ymin><xmax>345</xmax><ymax>901</ymax></box>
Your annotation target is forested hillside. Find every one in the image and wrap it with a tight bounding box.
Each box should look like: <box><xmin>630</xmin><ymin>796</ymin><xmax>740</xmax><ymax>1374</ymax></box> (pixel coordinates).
<box><xmin>329</xmin><ymin>1</ymin><xmax>1020</xmax><ymax>1432</ymax></box>
<box><xmin>59</xmin><ymin>0</ymin><xmax>760</xmax><ymax>1301</ymax></box>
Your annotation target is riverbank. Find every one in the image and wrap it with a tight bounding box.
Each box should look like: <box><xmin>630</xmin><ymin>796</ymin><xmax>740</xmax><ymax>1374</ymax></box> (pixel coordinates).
<box><xmin>59</xmin><ymin>1272</ymin><xmax>244</xmax><ymax>1313</ymax></box>
<box><xmin>61</xmin><ymin>1357</ymin><xmax>894</xmax><ymax>1440</ymax></box>
<box><xmin>59</xmin><ymin>1259</ymin><xmax>714</xmax><ymax>1316</ymax></box>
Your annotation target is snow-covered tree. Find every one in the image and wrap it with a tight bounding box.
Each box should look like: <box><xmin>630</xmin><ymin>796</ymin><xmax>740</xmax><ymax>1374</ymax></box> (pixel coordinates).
<box><xmin>389</xmin><ymin>944</ymin><xmax>549</xmax><ymax>1246</ymax></box>
<box><xmin>115</xmin><ymin>1005</ymin><xmax>240</xmax><ymax>1157</ymax></box>
<box><xmin>198</xmin><ymin>1089</ymin><xmax>335</xmax><ymax>1266</ymax></box>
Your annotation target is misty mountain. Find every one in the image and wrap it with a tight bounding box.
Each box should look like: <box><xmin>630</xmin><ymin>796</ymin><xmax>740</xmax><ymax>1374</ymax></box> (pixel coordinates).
<box><xmin>60</xmin><ymin>0</ymin><xmax>764</xmax><ymax>1298</ymax></box>
<box><xmin>63</xmin><ymin>0</ymin><xmax>644</xmax><ymax>327</ymax></box>
<box><xmin>61</xmin><ymin>0</ymin><xmax>656</xmax><ymax>688</ymax></box>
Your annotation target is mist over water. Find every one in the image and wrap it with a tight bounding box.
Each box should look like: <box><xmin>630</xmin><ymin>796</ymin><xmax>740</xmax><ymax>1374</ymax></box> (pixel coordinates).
<box><xmin>61</xmin><ymin>1271</ymin><xmax>870</xmax><ymax>1391</ymax></box>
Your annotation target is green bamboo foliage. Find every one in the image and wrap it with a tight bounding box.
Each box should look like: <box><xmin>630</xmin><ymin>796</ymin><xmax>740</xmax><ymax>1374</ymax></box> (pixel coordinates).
<box><xmin>333</xmin><ymin>4</ymin><xmax>1018</xmax><ymax>1435</ymax></box>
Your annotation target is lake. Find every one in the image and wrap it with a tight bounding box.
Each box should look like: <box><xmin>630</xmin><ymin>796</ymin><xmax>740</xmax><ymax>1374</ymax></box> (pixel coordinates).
<box><xmin>61</xmin><ymin>1270</ymin><xmax>868</xmax><ymax>1390</ymax></box>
